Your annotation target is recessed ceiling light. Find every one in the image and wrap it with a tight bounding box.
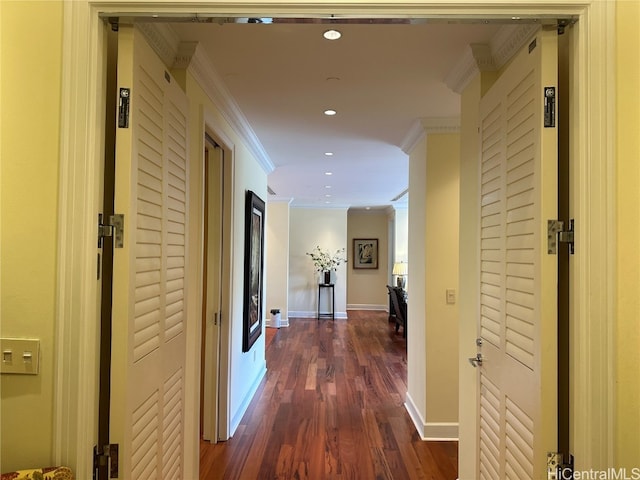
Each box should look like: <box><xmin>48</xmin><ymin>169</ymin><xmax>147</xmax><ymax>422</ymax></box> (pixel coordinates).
<box><xmin>325</xmin><ymin>185</ymin><xmax>332</xmax><ymax>189</ymax></box>
<box><xmin>325</xmin><ymin>172</ymin><xmax>333</xmax><ymax>176</ymax></box>
<box><xmin>325</xmin><ymin>194</ymin><xmax>332</xmax><ymax>198</ymax></box>
<box><xmin>323</xmin><ymin>29</ymin><xmax>342</xmax><ymax>40</ymax></box>
<box><xmin>324</xmin><ymin>109</ymin><xmax>337</xmax><ymax>116</ymax></box>
<box><xmin>325</xmin><ymin>152</ymin><xmax>333</xmax><ymax>156</ymax></box>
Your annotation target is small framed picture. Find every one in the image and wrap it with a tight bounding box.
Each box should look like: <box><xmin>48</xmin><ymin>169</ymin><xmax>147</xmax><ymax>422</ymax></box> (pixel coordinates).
<box><xmin>353</xmin><ymin>238</ymin><xmax>378</xmax><ymax>269</ymax></box>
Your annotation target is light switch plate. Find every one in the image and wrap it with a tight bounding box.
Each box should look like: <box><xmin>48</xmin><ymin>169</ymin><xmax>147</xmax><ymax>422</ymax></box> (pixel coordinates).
<box><xmin>1</xmin><ymin>338</ymin><xmax>40</xmax><ymax>375</ymax></box>
<box><xmin>446</xmin><ymin>289</ymin><xmax>456</xmax><ymax>305</ymax></box>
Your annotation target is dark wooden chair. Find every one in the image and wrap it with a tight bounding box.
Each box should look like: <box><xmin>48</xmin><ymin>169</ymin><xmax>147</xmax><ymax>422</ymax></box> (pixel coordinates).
<box><xmin>386</xmin><ymin>285</ymin><xmax>407</xmax><ymax>337</ymax></box>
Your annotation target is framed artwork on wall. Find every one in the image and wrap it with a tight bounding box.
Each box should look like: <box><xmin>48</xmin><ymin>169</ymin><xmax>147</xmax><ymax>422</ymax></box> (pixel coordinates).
<box><xmin>353</xmin><ymin>238</ymin><xmax>378</xmax><ymax>269</ymax></box>
<box><xmin>242</xmin><ymin>190</ymin><xmax>265</xmax><ymax>352</ymax></box>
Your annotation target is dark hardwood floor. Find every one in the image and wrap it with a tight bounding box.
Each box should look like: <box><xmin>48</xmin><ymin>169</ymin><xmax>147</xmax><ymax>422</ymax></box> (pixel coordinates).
<box><xmin>200</xmin><ymin>310</ymin><xmax>458</xmax><ymax>480</ymax></box>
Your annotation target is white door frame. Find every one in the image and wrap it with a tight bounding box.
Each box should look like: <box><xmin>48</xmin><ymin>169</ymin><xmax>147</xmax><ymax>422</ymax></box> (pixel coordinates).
<box><xmin>54</xmin><ymin>2</ymin><xmax>615</xmax><ymax>479</ymax></box>
<box><xmin>200</xmin><ymin>116</ymin><xmax>236</xmax><ymax>446</ymax></box>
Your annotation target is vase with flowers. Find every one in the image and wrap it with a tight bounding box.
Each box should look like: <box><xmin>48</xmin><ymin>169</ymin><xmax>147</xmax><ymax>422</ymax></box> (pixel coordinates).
<box><xmin>306</xmin><ymin>245</ymin><xmax>347</xmax><ymax>284</ymax></box>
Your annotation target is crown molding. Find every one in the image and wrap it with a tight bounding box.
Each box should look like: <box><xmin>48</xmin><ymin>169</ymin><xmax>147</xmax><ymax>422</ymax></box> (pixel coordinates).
<box><xmin>174</xmin><ymin>41</ymin><xmax>198</xmax><ymax>69</ymax></box>
<box><xmin>444</xmin><ymin>43</ymin><xmax>496</xmax><ymax>94</ymax></box>
<box><xmin>266</xmin><ymin>197</ymin><xmax>294</xmax><ymax>205</ymax></box>
<box><xmin>138</xmin><ymin>24</ymin><xmax>274</xmax><ymax>175</ymax></box>
<box><xmin>400</xmin><ymin>119</ymin><xmax>426</xmax><ymax>154</ymax></box>
<box><xmin>186</xmin><ymin>43</ymin><xmax>274</xmax><ymax>174</ymax></box>
<box><xmin>490</xmin><ymin>23</ymin><xmax>540</xmax><ymax>69</ymax></box>
<box><xmin>138</xmin><ymin>22</ymin><xmax>180</xmax><ymax>68</ymax></box>
<box><xmin>401</xmin><ymin>117</ymin><xmax>460</xmax><ymax>154</ymax></box>
<box><xmin>422</xmin><ymin>117</ymin><xmax>460</xmax><ymax>134</ymax></box>
<box><xmin>445</xmin><ymin>23</ymin><xmax>540</xmax><ymax>94</ymax></box>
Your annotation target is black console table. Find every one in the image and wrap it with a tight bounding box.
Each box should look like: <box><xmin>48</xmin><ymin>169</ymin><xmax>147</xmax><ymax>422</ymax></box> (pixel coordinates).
<box><xmin>317</xmin><ymin>283</ymin><xmax>335</xmax><ymax>320</ymax></box>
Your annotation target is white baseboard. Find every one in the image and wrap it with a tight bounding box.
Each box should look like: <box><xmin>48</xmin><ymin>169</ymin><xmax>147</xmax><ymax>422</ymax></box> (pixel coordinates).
<box><xmin>424</xmin><ymin>423</ymin><xmax>459</xmax><ymax>441</ymax></box>
<box><xmin>405</xmin><ymin>392</ymin><xmax>459</xmax><ymax>441</ymax></box>
<box><xmin>229</xmin><ymin>363</ymin><xmax>267</xmax><ymax>436</ymax></box>
<box><xmin>346</xmin><ymin>304</ymin><xmax>387</xmax><ymax>311</ymax></box>
<box><xmin>288</xmin><ymin>310</ymin><xmax>348</xmax><ymax>319</ymax></box>
<box><xmin>405</xmin><ymin>391</ymin><xmax>426</xmax><ymax>439</ymax></box>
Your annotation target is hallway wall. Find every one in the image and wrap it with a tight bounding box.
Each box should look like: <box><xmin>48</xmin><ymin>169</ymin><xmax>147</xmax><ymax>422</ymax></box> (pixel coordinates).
<box><xmin>424</xmin><ymin>132</ymin><xmax>460</xmax><ymax>433</ymax></box>
<box><xmin>266</xmin><ymin>201</ymin><xmax>290</xmax><ymax>325</ymax></box>
<box><xmin>405</xmin><ymin>127</ymin><xmax>460</xmax><ymax>440</ymax></box>
<box><xmin>180</xmin><ymin>65</ymin><xmax>269</xmax><ymax>444</ymax></box>
<box><xmin>346</xmin><ymin>208</ymin><xmax>390</xmax><ymax>309</ymax></box>
<box><xmin>0</xmin><ymin>1</ymin><xmax>63</xmax><ymax>471</ymax></box>
<box><xmin>288</xmin><ymin>207</ymin><xmax>348</xmax><ymax>318</ymax></box>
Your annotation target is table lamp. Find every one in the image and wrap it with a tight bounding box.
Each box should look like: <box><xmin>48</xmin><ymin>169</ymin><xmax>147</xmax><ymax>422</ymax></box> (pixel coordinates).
<box><xmin>392</xmin><ymin>262</ymin><xmax>408</xmax><ymax>289</ymax></box>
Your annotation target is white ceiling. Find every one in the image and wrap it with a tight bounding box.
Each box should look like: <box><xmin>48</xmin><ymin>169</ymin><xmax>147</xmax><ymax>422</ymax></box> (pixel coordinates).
<box><xmin>168</xmin><ymin>19</ymin><xmax>506</xmax><ymax>209</ymax></box>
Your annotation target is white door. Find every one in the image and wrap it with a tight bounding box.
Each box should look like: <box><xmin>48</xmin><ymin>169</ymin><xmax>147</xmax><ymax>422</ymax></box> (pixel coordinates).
<box><xmin>111</xmin><ymin>25</ymin><xmax>189</xmax><ymax>479</ymax></box>
<box><xmin>201</xmin><ymin>141</ymin><xmax>224</xmax><ymax>442</ymax></box>
<box><xmin>477</xmin><ymin>27</ymin><xmax>558</xmax><ymax>479</ymax></box>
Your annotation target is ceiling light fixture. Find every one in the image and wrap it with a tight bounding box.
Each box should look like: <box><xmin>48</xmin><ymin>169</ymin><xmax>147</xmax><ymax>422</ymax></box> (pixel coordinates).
<box><xmin>324</xmin><ymin>152</ymin><xmax>333</xmax><ymax>156</ymax></box>
<box><xmin>324</xmin><ymin>109</ymin><xmax>337</xmax><ymax>116</ymax></box>
<box><xmin>323</xmin><ymin>29</ymin><xmax>341</xmax><ymax>40</ymax></box>
<box><xmin>325</xmin><ymin>172</ymin><xmax>333</xmax><ymax>176</ymax></box>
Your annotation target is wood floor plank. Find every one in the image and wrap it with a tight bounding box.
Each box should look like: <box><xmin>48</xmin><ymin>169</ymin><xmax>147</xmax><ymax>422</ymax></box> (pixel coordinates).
<box><xmin>200</xmin><ymin>311</ymin><xmax>458</xmax><ymax>479</ymax></box>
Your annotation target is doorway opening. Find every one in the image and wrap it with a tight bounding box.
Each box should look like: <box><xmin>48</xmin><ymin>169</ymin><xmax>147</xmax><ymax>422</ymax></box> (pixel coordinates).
<box><xmin>200</xmin><ymin>129</ymin><xmax>234</xmax><ymax>449</ymax></box>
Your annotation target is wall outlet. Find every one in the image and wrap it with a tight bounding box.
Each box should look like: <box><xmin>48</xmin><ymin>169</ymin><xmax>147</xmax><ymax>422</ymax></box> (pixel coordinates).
<box><xmin>446</xmin><ymin>289</ymin><xmax>456</xmax><ymax>305</ymax></box>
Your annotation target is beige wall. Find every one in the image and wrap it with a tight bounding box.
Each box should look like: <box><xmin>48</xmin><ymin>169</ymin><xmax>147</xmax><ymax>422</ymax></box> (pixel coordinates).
<box><xmin>0</xmin><ymin>1</ymin><xmax>63</xmax><ymax>471</ymax></box>
<box><xmin>406</xmin><ymin>130</ymin><xmax>460</xmax><ymax>439</ymax></box>
<box><xmin>181</xmin><ymin>68</ymin><xmax>269</xmax><ymax>440</ymax></box>
<box><xmin>266</xmin><ymin>201</ymin><xmax>290</xmax><ymax>323</ymax></box>
<box><xmin>424</xmin><ymin>132</ymin><xmax>460</xmax><ymax>432</ymax></box>
<box><xmin>407</xmin><ymin>129</ymin><xmax>460</xmax><ymax>439</ymax></box>
<box><xmin>615</xmin><ymin>0</ymin><xmax>640</xmax><ymax>468</ymax></box>
<box><xmin>346</xmin><ymin>209</ymin><xmax>389</xmax><ymax>309</ymax></box>
<box><xmin>289</xmin><ymin>208</ymin><xmax>348</xmax><ymax>318</ymax></box>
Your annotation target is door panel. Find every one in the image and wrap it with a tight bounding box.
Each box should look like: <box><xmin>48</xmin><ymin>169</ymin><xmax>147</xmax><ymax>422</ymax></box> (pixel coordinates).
<box><xmin>477</xmin><ymin>27</ymin><xmax>558</xmax><ymax>480</ymax></box>
<box><xmin>112</xmin><ymin>25</ymin><xmax>189</xmax><ymax>479</ymax></box>
<box><xmin>202</xmin><ymin>142</ymin><xmax>223</xmax><ymax>442</ymax></box>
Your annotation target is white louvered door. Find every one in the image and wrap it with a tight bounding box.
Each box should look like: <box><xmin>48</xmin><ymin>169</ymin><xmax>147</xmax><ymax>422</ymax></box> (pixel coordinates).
<box><xmin>477</xmin><ymin>28</ymin><xmax>558</xmax><ymax>479</ymax></box>
<box><xmin>111</xmin><ymin>25</ymin><xmax>189</xmax><ymax>479</ymax></box>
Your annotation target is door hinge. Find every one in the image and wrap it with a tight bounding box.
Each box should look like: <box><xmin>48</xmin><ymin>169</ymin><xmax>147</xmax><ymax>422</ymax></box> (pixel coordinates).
<box><xmin>547</xmin><ymin>452</ymin><xmax>574</xmax><ymax>480</ymax></box>
<box><xmin>547</xmin><ymin>219</ymin><xmax>574</xmax><ymax>255</ymax></box>
<box><xmin>98</xmin><ymin>213</ymin><xmax>124</xmax><ymax>249</ymax></box>
<box><xmin>93</xmin><ymin>443</ymin><xmax>119</xmax><ymax>479</ymax></box>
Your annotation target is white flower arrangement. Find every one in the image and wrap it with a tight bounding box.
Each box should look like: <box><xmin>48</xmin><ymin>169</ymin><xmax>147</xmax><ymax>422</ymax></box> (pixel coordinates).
<box><xmin>306</xmin><ymin>246</ymin><xmax>347</xmax><ymax>272</ymax></box>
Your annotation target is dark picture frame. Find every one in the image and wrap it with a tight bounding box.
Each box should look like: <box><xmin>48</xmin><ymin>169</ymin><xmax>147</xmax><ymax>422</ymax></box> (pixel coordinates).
<box><xmin>242</xmin><ymin>190</ymin><xmax>265</xmax><ymax>352</ymax></box>
<box><xmin>353</xmin><ymin>238</ymin><xmax>378</xmax><ymax>269</ymax></box>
